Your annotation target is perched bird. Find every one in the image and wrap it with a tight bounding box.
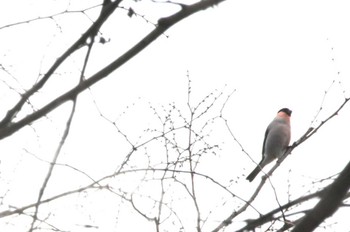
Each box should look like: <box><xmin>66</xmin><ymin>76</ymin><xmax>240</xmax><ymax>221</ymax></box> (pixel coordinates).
<box><xmin>246</xmin><ymin>108</ymin><xmax>292</xmax><ymax>182</ymax></box>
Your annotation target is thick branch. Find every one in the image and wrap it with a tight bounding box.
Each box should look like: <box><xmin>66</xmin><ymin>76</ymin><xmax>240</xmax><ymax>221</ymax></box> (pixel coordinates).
<box><xmin>236</xmin><ymin>190</ymin><xmax>325</xmax><ymax>232</ymax></box>
<box><xmin>292</xmin><ymin>161</ymin><xmax>350</xmax><ymax>232</ymax></box>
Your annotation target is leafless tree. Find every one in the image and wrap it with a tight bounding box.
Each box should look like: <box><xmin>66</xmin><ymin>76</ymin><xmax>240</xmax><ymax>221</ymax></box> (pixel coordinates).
<box><xmin>0</xmin><ymin>1</ymin><xmax>350</xmax><ymax>231</ymax></box>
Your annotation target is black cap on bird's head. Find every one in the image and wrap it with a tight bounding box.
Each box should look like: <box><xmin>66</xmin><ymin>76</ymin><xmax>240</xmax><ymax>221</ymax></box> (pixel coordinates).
<box><xmin>278</xmin><ymin>108</ymin><xmax>292</xmax><ymax>116</ymax></box>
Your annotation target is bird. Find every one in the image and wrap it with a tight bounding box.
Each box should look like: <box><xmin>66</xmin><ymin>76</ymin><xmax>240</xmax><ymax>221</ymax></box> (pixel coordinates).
<box><xmin>246</xmin><ymin>108</ymin><xmax>292</xmax><ymax>182</ymax></box>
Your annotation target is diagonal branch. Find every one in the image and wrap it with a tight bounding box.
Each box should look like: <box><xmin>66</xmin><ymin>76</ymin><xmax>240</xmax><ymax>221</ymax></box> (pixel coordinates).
<box><xmin>28</xmin><ymin>99</ymin><xmax>77</xmax><ymax>232</ymax></box>
<box><xmin>27</xmin><ymin>35</ymin><xmax>97</xmax><ymax>232</ymax></box>
<box><xmin>236</xmin><ymin>189</ymin><xmax>325</xmax><ymax>232</ymax></box>
<box><xmin>291</xmin><ymin>161</ymin><xmax>350</xmax><ymax>232</ymax></box>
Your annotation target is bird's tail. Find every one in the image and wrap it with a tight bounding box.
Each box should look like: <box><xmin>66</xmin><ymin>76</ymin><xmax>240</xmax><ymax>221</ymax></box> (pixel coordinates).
<box><xmin>246</xmin><ymin>165</ymin><xmax>262</xmax><ymax>182</ymax></box>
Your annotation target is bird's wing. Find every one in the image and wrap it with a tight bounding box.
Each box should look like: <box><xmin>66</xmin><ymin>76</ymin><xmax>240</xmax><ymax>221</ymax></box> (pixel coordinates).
<box><xmin>262</xmin><ymin>127</ymin><xmax>270</xmax><ymax>157</ymax></box>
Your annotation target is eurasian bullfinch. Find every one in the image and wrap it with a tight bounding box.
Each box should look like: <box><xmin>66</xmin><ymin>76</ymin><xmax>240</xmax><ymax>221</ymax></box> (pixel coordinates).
<box><xmin>246</xmin><ymin>108</ymin><xmax>292</xmax><ymax>182</ymax></box>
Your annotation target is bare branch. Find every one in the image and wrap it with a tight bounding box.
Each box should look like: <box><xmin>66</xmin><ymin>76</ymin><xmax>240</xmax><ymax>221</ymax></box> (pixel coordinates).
<box><xmin>236</xmin><ymin>189</ymin><xmax>325</xmax><ymax>232</ymax></box>
<box><xmin>28</xmin><ymin>96</ymin><xmax>77</xmax><ymax>232</ymax></box>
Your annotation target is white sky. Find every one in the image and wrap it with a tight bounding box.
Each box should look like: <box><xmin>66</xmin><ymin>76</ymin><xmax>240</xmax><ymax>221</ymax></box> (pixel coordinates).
<box><xmin>1</xmin><ymin>0</ymin><xmax>350</xmax><ymax>231</ymax></box>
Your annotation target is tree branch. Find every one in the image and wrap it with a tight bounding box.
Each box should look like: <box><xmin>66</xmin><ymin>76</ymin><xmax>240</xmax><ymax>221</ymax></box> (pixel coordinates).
<box><xmin>292</xmin><ymin>161</ymin><xmax>350</xmax><ymax>232</ymax></box>
<box><xmin>236</xmin><ymin>190</ymin><xmax>325</xmax><ymax>232</ymax></box>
